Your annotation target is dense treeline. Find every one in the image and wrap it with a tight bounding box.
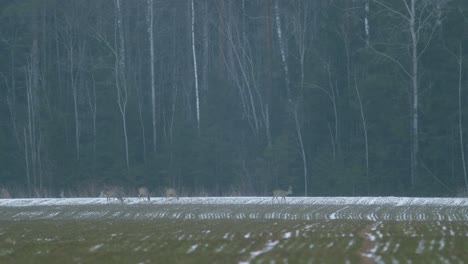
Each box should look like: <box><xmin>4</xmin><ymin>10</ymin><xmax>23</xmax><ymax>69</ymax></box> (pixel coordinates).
<box><xmin>1</xmin><ymin>0</ymin><xmax>468</xmax><ymax>197</ymax></box>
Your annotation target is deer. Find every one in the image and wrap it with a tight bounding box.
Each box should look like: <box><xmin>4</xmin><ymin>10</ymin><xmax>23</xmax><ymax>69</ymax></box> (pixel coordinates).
<box><xmin>164</xmin><ymin>188</ymin><xmax>178</xmax><ymax>201</ymax></box>
<box><xmin>272</xmin><ymin>186</ymin><xmax>292</xmax><ymax>202</ymax></box>
<box><xmin>100</xmin><ymin>186</ymin><xmax>125</xmax><ymax>204</ymax></box>
<box><xmin>138</xmin><ymin>186</ymin><xmax>151</xmax><ymax>202</ymax></box>
<box><xmin>0</xmin><ymin>188</ymin><xmax>11</xmax><ymax>199</ymax></box>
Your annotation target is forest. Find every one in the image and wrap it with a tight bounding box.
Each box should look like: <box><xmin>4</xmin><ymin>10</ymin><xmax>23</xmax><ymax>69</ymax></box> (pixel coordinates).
<box><xmin>1</xmin><ymin>0</ymin><xmax>468</xmax><ymax>198</ymax></box>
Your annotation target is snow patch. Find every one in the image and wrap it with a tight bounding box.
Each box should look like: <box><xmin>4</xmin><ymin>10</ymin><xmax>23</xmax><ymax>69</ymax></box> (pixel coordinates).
<box><xmin>0</xmin><ymin>196</ymin><xmax>467</xmax><ymax>207</ymax></box>
<box><xmin>89</xmin><ymin>244</ymin><xmax>104</xmax><ymax>252</ymax></box>
<box><xmin>187</xmin><ymin>244</ymin><xmax>198</xmax><ymax>254</ymax></box>
<box><xmin>239</xmin><ymin>240</ymin><xmax>279</xmax><ymax>264</ymax></box>
<box><xmin>282</xmin><ymin>232</ymin><xmax>291</xmax><ymax>239</ymax></box>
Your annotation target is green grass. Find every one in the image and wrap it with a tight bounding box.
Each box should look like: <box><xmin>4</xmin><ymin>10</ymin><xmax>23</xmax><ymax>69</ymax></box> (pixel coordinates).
<box><xmin>0</xmin><ymin>203</ymin><xmax>467</xmax><ymax>263</ymax></box>
<box><xmin>0</xmin><ymin>219</ymin><xmax>366</xmax><ymax>264</ymax></box>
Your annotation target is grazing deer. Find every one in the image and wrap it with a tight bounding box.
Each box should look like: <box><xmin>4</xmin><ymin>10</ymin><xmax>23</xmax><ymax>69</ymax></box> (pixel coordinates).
<box><xmin>138</xmin><ymin>187</ymin><xmax>150</xmax><ymax>202</ymax></box>
<box><xmin>164</xmin><ymin>188</ymin><xmax>178</xmax><ymax>200</ymax></box>
<box><xmin>272</xmin><ymin>186</ymin><xmax>292</xmax><ymax>202</ymax></box>
<box><xmin>0</xmin><ymin>188</ymin><xmax>11</xmax><ymax>199</ymax></box>
<box><xmin>100</xmin><ymin>186</ymin><xmax>125</xmax><ymax>204</ymax></box>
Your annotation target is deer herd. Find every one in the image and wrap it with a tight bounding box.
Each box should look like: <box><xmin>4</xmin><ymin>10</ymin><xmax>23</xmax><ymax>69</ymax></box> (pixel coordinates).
<box><xmin>1</xmin><ymin>185</ymin><xmax>293</xmax><ymax>203</ymax></box>
<box><xmin>97</xmin><ymin>186</ymin><xmax>181</xmax><ymax>204</ymax></box>
<box><xmin>98</xmin><ymin>185</ymin><xmax>292</xmax><ymax>204</ymax></box>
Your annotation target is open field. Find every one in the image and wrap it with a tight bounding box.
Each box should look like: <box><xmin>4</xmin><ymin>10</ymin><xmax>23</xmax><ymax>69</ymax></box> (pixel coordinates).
<box><xmin>0</xmin><ymin>197</ymin><xmax>468</xmax><ymax>263</ymax></box>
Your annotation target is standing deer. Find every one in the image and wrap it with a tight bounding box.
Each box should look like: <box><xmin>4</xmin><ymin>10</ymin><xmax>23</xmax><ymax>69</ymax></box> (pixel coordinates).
<box><xmin>164</xmin><ymin>188</ymin><xmax>178</xmax><ymax>200</ymax></box>
<box><xmin>272</xmin><ymin>186</ymin><xmax>292</xmax><ymax>202</ymax></box>
<box><xmin>0</xmin><ymin>188</ymin><xmax>11</xmax><ymax>199</ymax></box>
<box><xmin>100</xmin><ymin>186</ymin><xmax>125</xmax><ymax>204</ymax></box>
<box><xmin>138</xmin><ymin>187</ymin><xmax>150</xmax><ymax>202</ymax></box>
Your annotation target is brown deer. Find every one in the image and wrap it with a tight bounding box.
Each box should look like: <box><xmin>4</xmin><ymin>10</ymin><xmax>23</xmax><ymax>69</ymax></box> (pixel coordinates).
<box><xmin>272</xmin><ymin>186</ymin><xmax>292</xmax><ymax>202</ymax></box>
<box><xmin>100</xmin><ymin>186</ymin><xmax>125</xmax><ymax>204</ymax></box>
<box><xmin>0</xmin><ymin>188</ymin><xmax>11</xmax><ymax>199</ymax></box>
<box><xmin>138</xmin><ymin>187</ymin><xmax>150</xmax><ymax>202</ymax></box>
<box><xmin>164</xmin><ymin>188</ymin><xmax>178</xmax><ymax>200</ymax></box>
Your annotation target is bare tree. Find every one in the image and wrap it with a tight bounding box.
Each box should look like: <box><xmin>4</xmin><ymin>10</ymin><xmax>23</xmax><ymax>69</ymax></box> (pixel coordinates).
<box><xmin>372</xmin><ymin>0</ymin><xmax>443</xmax><ymax>186</ymax></box>
<box><xmin>65</xmin><ymin>24</ymin><xmax>85</xmax><ymax>161</ymax></box>
<box><xmin>354</xmin><ymin>77</ymin><xmax>369</xmax><ymax>193</ymax></box>
<box><xmin>291</xmin><ymin>0</ymin><xmax>312</xmax><ymax>96</ymax></box>
<box><xmin>447</xmin><ymin>44</ymin><xmax>468</xmax><ymax>193</ymax></box>
<box><xmin>290</xmin><ymin>101</ymin><xmax>308</xmax><ymax>196</ymax></box>
<box><xmin>310</xmin><ymin>63</ymin><xmax>339</xmax><ymax>162</ymax></box>
<box><xmin>147</xmin><ymin>0</ymin><xmax>157</xmax><ymax>153</ymax></box>
<box><xmin>87</xmin><ymin>74</ymin><xmax>97</xmax><ymax>170</ymax></box>
<box><xmin>191</xmin><ymin>0</ymin><xmax>201</xmax><ymax>132</ymax></box>
<box><xmin>273</xmin><ymin>0</ymin><xmax>291</xmax><ymax>99</ymax></box>
<box><xmin>364</xmin><ymin>0</ymin><xmax>370</xmax><ymax>46</ymax></box>
<box><xmin>115</xmin><ymin>0</ymin><xmax>130</xmax><ymax>169</ymax></box>
<box><xmin>202</xmin><ymin>0</ymin><xmax>209</xmax><ymax>92</ymax></box>
<box><xmin>457</xmin><ymin>45</ymin><xmax>468</xmax><ymax>194</ymax></box>
<box><xmin>220</xmin><ymin>3</ymin><xmax>263</xmax><ymax>136</ymax></box>
<box><xmin>25</xmin><ymin>32</ymin><xmax>44</xmax><ymax>194</ymax></box>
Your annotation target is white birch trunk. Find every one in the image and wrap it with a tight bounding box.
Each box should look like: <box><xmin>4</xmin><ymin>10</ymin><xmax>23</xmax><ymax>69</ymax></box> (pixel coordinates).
<box><xmin>354</xmin><ymin>78</ymin><xmax>369</xmax><ymax>192</ymax></box>
<box><xmin>87</xmin><ymin>75</ymin><xmax>97</xmax><ymax>170</ymax></box>
<box><xmin>274</xmin><ymin>0</ymin><xmax>291</xmax><ymax>99</ymax></box>
<box><xmin>364</xmin><ymin>0</ymin><xmax>370</xmax><ymax>46</ymax></box>
<box><xmin>70</xmin><ymin>43</ymin><xmax>80</xmax><ymax>160</ymax></box>
<box><xmin>373</xmin><ymin>0</ymin><xmax>444</xmax><ymax>187</ymax></box>
<box><xmin>115</xmin><ymin>0</ymin><xmax>129</xmax><ymax>169</ymax></box>
<box><xmin>147</xmin><ymin>0</ymin><xmax>157</xmax><ymax>153</ymax></box>
<box><xmin>24</xmin><ymin>128</ymin><xmax>31</xmax><ymax>196</ymax></box>
<box><xmin>26</xmin><ymin>43</ymin><xmax>39</xmax><ymax>190</ymax></box>
<box><xmin>191</xmin><ymin>0</ymin><xmax>200</xmax><ymax>132</ymax></box>
<box><xmin>202</xmin><ymin>0</ymin><xmax>209</xmax><ymax>91</ymax></box>
<box><xmin>292</xmin><ymin>103</ymin><xmax>308</xmax><ymax>196</ymax></box>
<box><xmin>410</xmin><ymin>0</ymin><xmax>418</xmax><ymax>187</ymax></box>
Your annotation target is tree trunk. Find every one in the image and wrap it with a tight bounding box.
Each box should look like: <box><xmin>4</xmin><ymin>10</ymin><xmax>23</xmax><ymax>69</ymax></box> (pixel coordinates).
<box><xmin>265</xmin><ymin>0</ymin><xmax>272</xmax><ymax>147</ymax></box>
<box><xmin>202</xmin><ymin>0</ymin><xmax>209</xmax><ymax>92</ymax></box>
<box><xmin>410</xmin><ymin>0</ymin><xmax>418</xmax><ymax>187</ymax></box>
<box><xmin>115</xmin><ymin>0</ymin><xmax>129</xmax><ymax>170</ymax></box>
<box><xmin>457</xmin><ymin>44</ymin><xmax>468</xmax><ymax>192</ymax></box>
<box><xmin>354</xmin><ymin>77</ymin><xmax>369</xmax><ymax>194</ymax></box>
<box><xmin>147</xmin><ymin>0</ymin><xmax>157</xmax><ymax>153</ymax></box>
<box><xmin>191</xmin><ymin>0</ymin><xmax>200</xmax><ymax>132</ymax></box>
<box><xmin>87</xmin><ymin>75</ymin><xmax>98</xmax><ymax>172</ymax></box>
<box><xmin>273</xmin><ymin>0</ymin><xmax>291</xmax><ymax>99</ymax></box>
<box><xmin>292</xmin><ymin>103</ymin><xmax>307</xmax><ymax>196</ymax></box>
<box><xmin>364</xmin><ymin>0</ymin><xmax>370</xmax><ymax>46</ymax></box>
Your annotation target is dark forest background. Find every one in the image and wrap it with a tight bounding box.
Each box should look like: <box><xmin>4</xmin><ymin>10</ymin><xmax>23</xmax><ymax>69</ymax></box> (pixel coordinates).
<box><xmin>1</xmin><ymin>0</ymin><xmax>468</xmax><ymax>198</ymax></box>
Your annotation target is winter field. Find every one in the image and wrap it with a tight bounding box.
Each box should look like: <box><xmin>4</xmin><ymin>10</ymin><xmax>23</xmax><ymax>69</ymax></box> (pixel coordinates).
<box><xmin>1</xmin><ymin>197</ymin><xmax>468</xmax><ymax>263</ymax></box>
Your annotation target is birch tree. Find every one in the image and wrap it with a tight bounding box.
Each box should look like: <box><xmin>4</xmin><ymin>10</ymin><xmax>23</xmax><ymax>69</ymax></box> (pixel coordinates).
<box><xmin>372</xmin><ymin>0</ymin><xmax>443</xmax><ymax>187</ymax></box>
<box><xmin>447</xmin><ymin>44</ymin><xmax>468</xmax><ymax>194</ymax></box>
<box><xmin>291</xmin><ymin>0</ymin><xmax>311</xmax><ymax>96</ymax></box>
<box><xmin>457</xmin><ymin>45</ymin><xmax>468</xmax><ymax>194</ymax></box>
<box><xmin>115</xmin><ymin>0</ymin><xmax>130</xmax><ymax>169</ymax></box>
<box><xmin>65</xmin><ymin>21</ymin><xmax>85</xmax><ymax>160</ymax></box>
<box><xmin>86</xmin><ymin>74</ymin><xmax>97</xmax><ymax>171</ymax></box>
<box><xmin>364</xmin><ymin>0</ymin><xmax>370</xmax><ymax>46</ymax></box>
<box><xmin>273</xmin><ymin>0</ymin><xmax>291</xmax><ymax>100</ymax></box>
<box><xmin>191</xmin><ymin>0</ymin><xmax>201</xmax><ymax>132</ymax></box>
<box><xmin>202</xmin><ymin>0</ymin><xmax>209</xmax><ymax>92</ymax></box>
<box><xmin>147</xmin><ymin>0</ymin><xmax>157</xmax><ymax>153</ymax></box>
<box><xmin>221</xmin><ymin>2</ymin><xmax>263</xmax><ymax>136</ymax></box>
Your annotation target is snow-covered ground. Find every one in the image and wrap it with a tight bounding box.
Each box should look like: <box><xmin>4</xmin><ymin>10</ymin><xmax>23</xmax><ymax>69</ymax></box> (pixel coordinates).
<box><xmin>0</xmin><ymin>196</ymin><xmax>467</xmax><ymax>207</ymax></box>
<box><xmin>1</xmin><ymin>197</ymin><xmax>467</xmax><ymax>221</ymax></box>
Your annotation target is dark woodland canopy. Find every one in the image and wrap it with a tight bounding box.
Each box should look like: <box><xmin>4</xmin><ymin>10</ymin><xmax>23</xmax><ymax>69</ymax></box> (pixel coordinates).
<box><xmin>1</xmin><ymin>0</ymin><xmax>468</xmax><ymax>197</ymax></box>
